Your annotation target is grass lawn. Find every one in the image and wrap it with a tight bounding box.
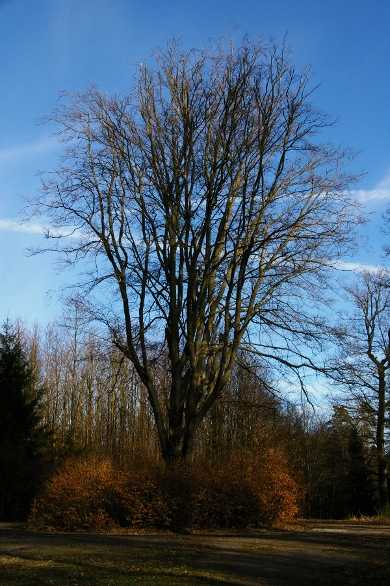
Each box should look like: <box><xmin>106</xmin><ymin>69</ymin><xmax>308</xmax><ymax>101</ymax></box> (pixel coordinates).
<box><xmin>0</xmin><ymin>521</ymin><xmax>389</xmax><ymax>585</ymax></box>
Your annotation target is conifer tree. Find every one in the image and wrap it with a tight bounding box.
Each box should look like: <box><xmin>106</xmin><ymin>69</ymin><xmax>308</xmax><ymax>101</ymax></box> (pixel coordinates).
<box><xmin>0</xmin><ymin>323</ymin><xmax>49</xmax><ymax>520</ymax></box>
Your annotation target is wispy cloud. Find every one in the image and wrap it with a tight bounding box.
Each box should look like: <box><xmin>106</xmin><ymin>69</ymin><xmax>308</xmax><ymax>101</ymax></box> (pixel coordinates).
<box><xmin>1</xmin><ymin>220</ymin><xmax>384</xmax><ymax>273</ymax></box>
<box><xmin>351</xmin><ymin>172</ymin><xmax>390</xmax><ymax>202</ymax></box>
<box><xmin>0</xmin><ymin>218</ymin><xmax>84</xmax><ymax>240</ymax></box>
<box><xmin>333</xmin><ymin>260</ymin><xmax>384</xmax><ymax>273</ymax></box>
<box><xmin>0</xmin><ymin>136</ymin><xmax>58</xmax><ymax>165</ymax></box>
<box><xmin>0</xmin><ymin>219</ymin><xmax>48</xmax><ymax>236</ymax></box>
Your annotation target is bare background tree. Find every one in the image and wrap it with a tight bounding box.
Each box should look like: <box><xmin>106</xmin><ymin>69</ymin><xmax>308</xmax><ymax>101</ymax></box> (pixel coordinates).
<box><xmin>33</xmin><ymin>41</ymin><xmax>357</xmax><ymax>465</ymax></box>
<box><xmin>22</xmin><ymin>317</ymin><xmax>287</xmax><ymax>464</ymax></box>
<box><xmin>329</xmin><ymin>270</ymin><xmax>390</xmax><ymax>510</ymax></box>
<box><xmin>7</xmin><ymin>315</ymin><xmax>376</xmax><ymax>521</ymax></box>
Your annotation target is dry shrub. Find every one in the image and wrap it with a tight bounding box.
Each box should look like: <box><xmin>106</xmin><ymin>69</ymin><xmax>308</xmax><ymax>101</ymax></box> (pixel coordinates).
<box><xmin>30</xmin><ymin>457</ymin><xmax>122</xmax><ymax>530</ymax></box>
<box><xmin>155</xmin><ymin>464</ymin><xmax>194</xmax><ymax>530</ymax></box>
<box><xmin>109</xmin><ymin>467</ymin><xmax>170</xmax><ymax>529</ymax></box>
<box><xmin>31</xmin><ymin>449</ymin><xmax>299</xmax><ymax>531</ymax></box>
<box><xmin>192</xmin><ymin>448</ymin><xmax>299</xmax><ymax>528</ymax></box>
<box><xmin>191</xmin><ymin>466</ymin><xmax>259</xmax><ymax>528</ymax></box>
<box><xmin>30</xmin><ymin>457</ymin><xmax>169</xmax><ymax>530</ymax></box>
<box><xmin>246</xmin><ymin>448</ymin><xmax>299</xmax><ymax>525</ymax></box>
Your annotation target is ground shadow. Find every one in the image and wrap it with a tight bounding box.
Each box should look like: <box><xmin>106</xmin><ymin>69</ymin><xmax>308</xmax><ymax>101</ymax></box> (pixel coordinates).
<box><xmin>0</xmin><ymin>522</ymin><xmax>389</xmax><ymax>585</ymax></box>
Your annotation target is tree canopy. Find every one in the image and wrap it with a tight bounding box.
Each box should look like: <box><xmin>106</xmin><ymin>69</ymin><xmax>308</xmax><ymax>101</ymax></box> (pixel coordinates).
<box><xmin>34</xmin><ymin>42</ymin><xmax>358</xmax><ymax>464</ymax></box>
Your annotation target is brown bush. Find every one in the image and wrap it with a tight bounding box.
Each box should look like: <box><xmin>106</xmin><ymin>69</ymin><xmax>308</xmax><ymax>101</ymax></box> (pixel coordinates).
<box><xmin>190</xmin><ymin>460</ymin><xmax>254</xmax><ymax>528</ymax></box>
<box><xmin>31</xmin><ymin>449</ymin><xmax>299</xmax><ymax>531</ymax></box>
<box><xmin>191</xmin><ymin>449</ymin><xmax>299</xmax><ymax>528</ymax></box>
<box><xmin>109</xmin><ymin>467</ymin><xmax>171</xmax><ymax>529</ymax></box>
<box><xmin>30</xmin><ymin>457</ymin><xmax>169</xmax><ymax>530</ymax></box>
<box><xmin>249</xmin><ymin>448</ymin><xmax>300</xmax><ymax>525</ymax></box>
<box><xmin>30</xmin><ymin>457</ymin><xmax>122</xmax><ymax>530</ymax></box>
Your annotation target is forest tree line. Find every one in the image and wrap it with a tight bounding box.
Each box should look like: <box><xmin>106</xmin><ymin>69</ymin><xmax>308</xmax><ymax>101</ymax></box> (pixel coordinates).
<box><xmin>1</xmin><ymin>304</ymin><xmax>388</xmax><ymax>523</ymax></box>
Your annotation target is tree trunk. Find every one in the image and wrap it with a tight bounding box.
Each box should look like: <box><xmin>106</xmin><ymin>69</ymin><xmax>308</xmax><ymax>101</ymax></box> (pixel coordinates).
<box><xmin>159</xmin><ymin>409</ymin><xmax>199</xmax><ymax>532</ymax></box>
<box><xmin>376</xmin><ymin>369</ymin><xmax>388</xmax><ymax>510</ymax></box>
<box><xmin>162</xmin><ymin>417</ymin><xmax>197</xmax><ymax>466</ymax></box>
<box><xmin>161</xmin><ymin>447</ymin><xmax>194</xmax><ymax>532</ymax></box>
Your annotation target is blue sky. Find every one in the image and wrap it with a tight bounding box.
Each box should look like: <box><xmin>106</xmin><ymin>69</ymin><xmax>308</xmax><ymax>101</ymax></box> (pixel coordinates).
<box><xmin>0</xmin><ymin>0</ymin><xmax>390</xmax><ymax>325</ymax></box>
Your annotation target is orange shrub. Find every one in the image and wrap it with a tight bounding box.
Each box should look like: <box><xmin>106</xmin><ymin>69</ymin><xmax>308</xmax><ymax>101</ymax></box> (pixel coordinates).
<box><xmin>31</xmin><ymin>449</ymin><xmax>299</xmax><ymax>531</ymax></box>
<box><xmin>109</xmin><ymin>468</ymin><xmax>170</xmax><ymax>528</ymax></box>
<box><xmin>30</xmin><ymin>457</ymin><xmax>170</xmax><ymax>531</ymax></box>
<box><xmin>191</xmin><ymin>448</ymin><xmax>299</xmax><ymax>528</ymax></box>
<box><xmin>190</xmin><ymin>461</ymin><xmax>257</xmax><ymax>528</ymax></box>
<box><xmin>246</xmin><ymin>448</ymin><xmax>299</xmax><ymax>525</ymax></box>
<box><xmin>30</xmin><ymin>457</ymin><xmax>122</xmax><ymax>530</ymax></box>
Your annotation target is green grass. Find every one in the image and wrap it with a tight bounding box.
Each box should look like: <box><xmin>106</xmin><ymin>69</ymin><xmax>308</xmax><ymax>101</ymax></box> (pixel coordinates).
<box><xmin>0</xmin><ymin>558</ymin><xmax>225</xmax><ymax>585</ymax></box>
<box><xmin>0</xmin><ymin>538</ymin><xmax>235</xmax><ymax>585</ymax></box>
<box><xmin>1</xmin><ymin>521</ymin><xmax>390</xmax><ymax>585</ymax></box>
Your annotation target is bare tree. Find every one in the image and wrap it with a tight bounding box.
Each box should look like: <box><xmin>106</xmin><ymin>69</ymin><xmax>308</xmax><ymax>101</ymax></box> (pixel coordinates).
<box><xmin>33</xmin><ymin>42</ymin><xmax>357</xmax><ymax>465</ymax></box>
<box><xmin>329</xmin><ymin>270</ymin><xmax>390</xmax><ymax>510</ymax></box>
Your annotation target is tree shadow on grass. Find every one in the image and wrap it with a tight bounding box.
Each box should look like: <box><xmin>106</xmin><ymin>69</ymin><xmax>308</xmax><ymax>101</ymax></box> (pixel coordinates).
<box><xmin>0</xmin><ymin>553</ymin><xmax>233</xmax><ymax>586</ymax></box>
<box><xmin>0</xmin><ymin>524</ymin><xmax>389</xmax><ymax>586</ymax></box>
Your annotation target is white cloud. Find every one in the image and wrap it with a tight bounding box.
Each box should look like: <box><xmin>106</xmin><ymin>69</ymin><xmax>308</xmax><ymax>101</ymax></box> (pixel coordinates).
<box><xmin>0</xmin><ymin>219</ymin><xmax>47</xmax><ymax>235</ymax></box>
<box><xmin>332</xmin><ymin>260</ymin><xmax>385</xmax><ymax>273</ymax></box>
<box><xmin>0</xmin><ymin>136</ymin><xmax>58</xmax><ymax>165</ymax></box>
<box><xmin>351</xmin><ymin>172</ymin><xmax>390</xmax><ymax>202</ymax></box>
<box><xmin>0</xmin><ymin>217</ymin><xmax>87</xmax><ymax>240</ymax></box>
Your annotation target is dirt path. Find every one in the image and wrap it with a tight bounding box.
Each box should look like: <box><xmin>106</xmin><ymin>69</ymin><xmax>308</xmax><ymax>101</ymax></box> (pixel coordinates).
<box><xmin>0</xmin><ymin>521</ymin><xmax>389</xmax><ymax>585</ymax></box>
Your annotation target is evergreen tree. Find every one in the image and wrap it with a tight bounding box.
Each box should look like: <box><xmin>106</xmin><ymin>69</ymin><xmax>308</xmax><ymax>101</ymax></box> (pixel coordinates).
<box><xmin>345</xmin><ymin>426</ymin><xmax>374</xmax><ymax>516</ymax></box>
<box><xmin>0</xmin><ymin>323</ymin><xmax>50</xmax><ymax>520</ymax></box>
<box><xmin>314</xmin><ymin>407</ymin><xmax>375</xmax><ymax>518</ymax></box>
